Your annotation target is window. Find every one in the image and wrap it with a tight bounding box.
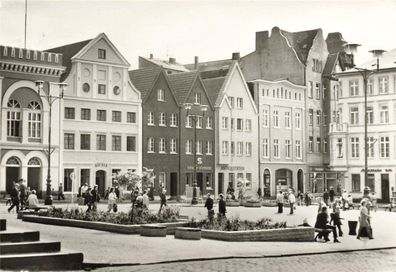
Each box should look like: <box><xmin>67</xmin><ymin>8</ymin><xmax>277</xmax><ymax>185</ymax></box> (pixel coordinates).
<box><xmin>246</xmin><ymin>173</ymin><xmax>252</xmax><ymax>182</ymax></box>
<box><xmin>206</xmin><ymin>173</ymin><xmax>213</xmax><ymax>189</ymax></box>
<box><xmin>127</xmin><ymin>112</ymin><xmax>136</xmax><ymax>123</ymax></box>
<box><xmin>98</xmin><ymin>49</ymin><xmax>106</xmax><ymax>59</ymax></box>
<box><xmin>98</xmin><ymin>84</ymin><xmax>106</xmax><ymax>95</ymax></box>
<box><xmin>308</xmin><ymin>109</ymin><xmax>313</xmax><ymax>126</ymax></box>
<box><xmin>170</xmin><ymin>138</ymin><xmax>177</xmax><ymax>153</ymax></box>
<box><xmin>229</xmin><ymin>96</ymin><xmax>234</xmax><ymax>108</ymax></box>
<box><xmin>296</xmin><ymin>140</ymin><xmax>301</xmax><ymax>158</ymax></box>
<box><xmin>367</xmin><ymin>79</ymin><xmax>374</xmax><ymax>95</ymax></box>
<box><xmin>64</xmin><ymin>133</ymin><xmax>75</xmax><ymax>149</ymax></box>
<box><xmin>112</xmin><ymin>135</ymin><xmax>121</xmax><ymax>151</ymax></box>
<box><xmin>380</xmin><ymin>105</ymin><xmax>389</xmax><ymax>124</ymax></box>
<box><xmin>245</xmin><ymin>119</ymin><xmax>252</xmax><ymax>131</ymax></box>
<box><xmin>309</xmin><ymin>136</ymin><xmax>313</xmax><ymax>153</ymax></box>
<box><xmin>159</xmin><ymin>112</ymin><xmax>166</xmax><ymax>126</ymax></box>
<box><xmin>127</xmin><ymin>136</ymin><xmax>136</xmax><ymax>152</ymax></box>
<box><xmin>285</xmin><ymin>140</ymin><xmax>291</xmax><ymax>158</ymax></box>
<box><xmin>80</xmin><ymin>134</ymin><xmax>91</xmax><ymax>150</ymax></box>
<box><xmin>222</xmin><ymin>141</ymin><xmax>228</xmax><ymax>155</ymax></box>
<box><xmin>323</xmin><ymin>138</ymin><xmax>328</xmax><ymax>153</ymax></box>
<box><xmin>308</xmin><ymin>81</ymin><xmax>313</xmax><ymax>98</ymax></box>
<box><xmin>196</xmin><ymin>140</ymin><xmax>202</xmax><ymax>154</ymax></box>
<box><xmin>352</xmin><ymin>174</ymin><xmax>361</xmax><ymax>192</ymax></box>
<box><xmin>315</xmin><ymin>83</ymin><xmax>321</xmax><ymax>100</ymax></box>
<box><xmin>148</xmin><ymin>137</ymin><xmax>155</xmax><ymax>153</ymax></box>
<box><xmin>65</xmin><ymin>107</ymin><xmax>75</xmax><ymax>119</ymax></box>
<box><xmin>227</xmin><ymin>142</ymin><xmax>234</xmax><ymax>156</ymax></box>
<box><xmin>349</xmin><ymin>80</ymin><xmax>359</xmax><ymax>96</ymax></box>
<box><xmin>206</xmin><ymin>141</ymin><xmax>212</xmax><ymax>155</ymax></box>
<box><xmin>237</xmin><ymin>142</ymin><xmax>243</xmax><ymax>156</ymax></box>
<box><xmin>273</xmin><ymin>139</ymin><xmax>279</xmax><ymax>158</ymax></box>
<box><xmin>221</xmin><ymin>117</ymin><xmax>228</xmax><ymax>129</ymax></box>
<box><xmin>236</xmin><ymin>97</ymin><xmax>243</xmax><ymax>109</ymax></box>
<box><xmin>186</xmin><ymin>140</ymin><xmax>193</xmax><ymax>154</ymax></box>
<box><xmin>316</xmin><ymin>137</ymin><xmax>321</xmax><ymax>153</ymax></box>
<box><xmin>158</xmin><ymin>173</ymin><xmax>166</xmax><ymax>188</ymax></box>
<box><xmin>97</xmin><ymin>110</ymin><xmax>106</xmax><ymax>121</ymax></box>
<box><xmin>263</xmin><ymin>109</ymin><xmax>269</xmax><ymax>127</ymax></box>
<box><xmin>196</xmin><ymin>116</ymin><xmax>203</xmax><ymax>128</ymax></box>
<box><xmin>350</xmin><ymin>107</ymin><xmax>359</xmax><ymax>125</ymax></box>
<box><xmin>295</xmin><ymin>112</ymin><xmax>301</xmax><ymax>129</ymax></box>
<box><xmin>157</xmin><ymin>89</ymin><xmax>165</xmax><ymax>101</ymax></box>
<box><xmin>379</xmin><ymin>76</ymin><xmax>389</xmax><ymax>94</ymax></box>
<box><xmin>368</xmin><ymin>136</ymin><xmax>375</xmax><ymax>158</ymax></box>
<box><xmin>81</xmin><ymin>108</ymin><xmax>91</xmax><ymax>120</ymax></box>
<box><xmin>262</xmin><ymin>138</ymin><xmax>269</xmax><ymax>157</ymax></box>
<box><xmin>96</xmin><ymin>135</ymin><xmax>106</xmax><ymax>151</ymax></box>
<box><xmin>170</xmin><ymin>113</ymin><xmax>178</xmax><ymax>127</ymax></box>
<box><xmin>367</xmin><ymin>106</ymin><xmax>374</xmax><ymax>124</ymax></box>
<box><xmin>159</xmin><ymin>138</ymin><xmax>166</xmax><ymax>153</ymax></box>
<box><xmin>337</xmin><ymin>138</ymin><xmax>343</xmax><ymax>158</ymax></box>
<box><xmin>246</xmin><ymin>142</ymin><xmax>252</xmax><ymax>156</ymax></box>
<box><xmin>366</xmin><ymin>174</ymin><xmax>375</xmax><ymax>193</ymax></box>
<box><xmin>186</xmin><ymin>115</ymin><xmax>192</xmax><ymax>128</ymax></box>
<box><xmin>316</xmin><ymin>110</ymin><xmax>321</xmax><ymax>126</ymax></box>
<box><xmin>112</xmin><ymin>111</ymin><xmax>121</xmax><ymax>122</ymax></box>
<box><xmin>194</xmin><ymin>93</ymin><xmax>201</xmax><ymax>104</ymax></box>
<box><xmin>236</xmin><ymin>118</ymin><xmax>243</xmax><ymax>131</ymax></box>
<box><xmin>231</xmin><ymin>118</ymin><xmax>235</xmax><ymax>130</ymax></box>
<box><xmin>148</xmin><ymin>112</ymin><xmax>154</xmax><ymax>125</ymax></box>
<box><xmin>380</xmin><ymin>136</ymin><xmax>390</xmax><ymax>158</ymax></box>
<box><xmin>206</xmin><ymin>117</ymin><xmax>212</xmax><ymax>129</ymax></box>
<box><xmin>312</xmin><ymin>59</ymin><xmax>322</xmax><ymax>73</ymax></box>
<box><xmin>273</xmin><ymin>110</ymin><xmax>279</xmax><ymax>127</ymax></box>
<box><xmin>351</xmin><ymin>137</ymin><xmax>359</xmax><ymax>158</ymax></box>
<box><xmin>27</xmin><ymin>102</ymin><xmax>41</xmax><ymax>138</ymax></box>
<box><xmin>285</xmin><ymin>112</ymin><xmax>291</xmax><ymax>128</ymax></box>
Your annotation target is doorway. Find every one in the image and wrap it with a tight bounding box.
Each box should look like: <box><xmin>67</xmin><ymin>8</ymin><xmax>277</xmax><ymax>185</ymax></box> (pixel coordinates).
<box><xmin>197</xmin><ymin>172</ymin><xmax>203</xmax><ymax>195</ymax></box>
<box><xmin>263</xmin><ymin>169</ymin><xmax>271</xmax><ymax>197</ymax></box>
<box><xmin>297</xmin><ymin>169</ymin><xmax>304</xmax><ymax>193</ymax></box>
<box><xmin>95</xmin><ymin>170</ymin><xmax>106</xmax><ymax>196</ymax></box>
<box><xmin>170</xmin><ymin>172</ymin><xmax>178</xmax><ymax>197</ymax></box>
<box><xmin>28</xmin><ymin>168</ymin><xmax>42</xmax><ymax>198</ymax></box>
<box><xmin>218</xmin><ymin>173</ymin><xmax>224</xmax><ymax>195</ymax></box>
<box><xmin>381</xmin><ymin>174</ymin><xmax>390</xmax><ymax>203</ymax></box>
<box><xmin>6</xmin><ymin>167</ymin><xmax>20</xmax><ymax>194</ymax></box>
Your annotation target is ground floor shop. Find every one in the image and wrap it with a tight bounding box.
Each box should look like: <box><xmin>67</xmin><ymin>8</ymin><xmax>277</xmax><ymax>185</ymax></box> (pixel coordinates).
<box><xmin>307</xmin><ymin>166</ymin><xmax>346</xmax><ymax>195</ymax></box>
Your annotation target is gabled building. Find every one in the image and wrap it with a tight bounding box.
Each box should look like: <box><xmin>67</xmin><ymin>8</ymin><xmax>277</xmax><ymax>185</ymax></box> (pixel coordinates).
<box><xmin>47</xmin><ymin>33</ymin><xmax>142</xmax><ymax>196</ymax></box>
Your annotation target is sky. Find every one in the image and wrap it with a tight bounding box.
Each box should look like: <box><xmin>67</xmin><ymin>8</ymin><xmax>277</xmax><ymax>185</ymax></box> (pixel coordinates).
<box><xmin>1</xmin><ymin>0</ymin><xmax>396</xmax><ymax>69</ymax></box>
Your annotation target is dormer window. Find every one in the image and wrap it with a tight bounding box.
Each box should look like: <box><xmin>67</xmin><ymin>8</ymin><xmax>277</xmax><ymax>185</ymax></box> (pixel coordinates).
<box><xmin>157</xmin><ymin>89</ymin><xmax>165</xmax><ymax>101</ymax></box>
<box><xmin>98</xmin><ymin>49</ymin><xmax>106</xmax><ymax>59</ymax></box>
<box><xmin>194</xmin><ymin>93</ymin><xmax>201</xmax><ymax>104</ymax></box>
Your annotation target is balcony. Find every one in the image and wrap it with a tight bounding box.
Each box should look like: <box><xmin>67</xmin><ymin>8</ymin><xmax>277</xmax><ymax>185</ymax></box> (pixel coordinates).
<box><xmin>329</xmin><ymin>122</ymin><xmax>348</xmax><ymax>134</ymax></box>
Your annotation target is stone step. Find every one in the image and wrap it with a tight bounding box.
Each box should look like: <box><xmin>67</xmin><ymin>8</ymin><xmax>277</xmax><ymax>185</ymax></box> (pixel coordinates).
<box><xmin>0</xmin><ymin>241</ymin><xmax>61</xmax><ymax>255</ymax></box>
<box><xmin>0</xmin><ymin>219</ymin><xmax>6</xmax><ymax>231</ymax></box>
<box><xmin>0</xmin><ymin>230</ymin><xmax>40</xmax><ymax>243</ymax></box>
<box><xmin>0</xmin><ymin>251</ymin><xmax>83</xmax><ymax>271</ymax></box>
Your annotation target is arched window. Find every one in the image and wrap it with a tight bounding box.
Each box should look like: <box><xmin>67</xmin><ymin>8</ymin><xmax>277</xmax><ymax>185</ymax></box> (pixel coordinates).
<box><xmin>7</xmin><ymin>100</ymin><xmax>21</xmax><ymax>137</ymax></box>
<box><xmin>28</xmin><ymin>101</ymin><xmax>42</xmax><ymax>139</ymax></box>
<box><xmin>6</xmin><ymin>156</ymin><xmax>21</xmax><ymax>166</ymax></box>
<box><xmin>28</xmin><ymin>157</ymin><xmax>41</xmax><ymax>166</ymax></box>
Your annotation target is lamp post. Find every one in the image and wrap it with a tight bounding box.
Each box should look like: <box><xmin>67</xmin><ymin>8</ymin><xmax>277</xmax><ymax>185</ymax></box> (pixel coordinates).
<box><xmin>343</xmin><ymin>44</ymin><xmax>385</xmax><ymax>191</ymax></box>
<box><xmin>183</xmin><ymin>102</ymin><xmax>208</xmax><ymax>205</ymax></box>
<box><xmin>35</xmin><ymin>80</ymin><xmax>67</xmax><ymax>205</ymax></box>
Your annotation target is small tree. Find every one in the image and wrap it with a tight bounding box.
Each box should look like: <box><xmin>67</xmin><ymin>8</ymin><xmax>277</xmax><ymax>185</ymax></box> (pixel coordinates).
<box><xmin>112</xmin><ymin>170</ymin><xmax>141</xmax><ymax>191</ymax></box>
<box><xmin>141</xmin><ymin>167</ymin><xmax>155</xmax><ymax>192</ymax></box>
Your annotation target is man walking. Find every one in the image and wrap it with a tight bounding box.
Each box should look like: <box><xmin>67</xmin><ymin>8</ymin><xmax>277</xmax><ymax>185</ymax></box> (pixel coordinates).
<box><xmin>159</xmin><ymin>189</ymin><xmax>167</xmax><ymax>213</ymax></box>
<box><xmin>218</xmin><ymin>194</ymin><xmax>226</xmax><ymax>217</ymax></box>
<box><xmin>204</xmin><ymin>193</ymin><xmax>214</xmax><ymax>220</ymax></box>
<box><xmin>58</xmin><ymin>182</ymin><xmax>65</xmax><ymax>200</ymax></box>
<box><xmin>8</xmin><ymin>182</ymin><xmax>20</xmax><ymax>213</ymax></box>
<box><xmin>288</xmin><ymin>190</ymin><xmax>296</xmax><ymax>215</ymax></box>
<box><xmin>276</xmin><ymin>191</ymin><xmax>284</xmax><ymax>213</ymax></box>
<box><xmin>91</xmin><ymin>185</ymin><xmax>100</xmax><ymax>211</ymax></box>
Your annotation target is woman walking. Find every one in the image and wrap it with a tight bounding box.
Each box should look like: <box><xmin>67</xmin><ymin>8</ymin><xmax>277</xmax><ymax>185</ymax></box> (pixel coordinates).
<box><xmin>107</xmin><ymin>188</ymin><xmax>117</xmax><ymax>212</ymax></box>
<box><xmin>357</xmin><ymin>200</ymin><xmax>373</xmax><ymax>239</ymax></box>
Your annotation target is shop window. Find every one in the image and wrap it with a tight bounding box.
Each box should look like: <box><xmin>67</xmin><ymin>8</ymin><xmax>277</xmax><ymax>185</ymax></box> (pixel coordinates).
<box><xmin>352</xmin><ymin>174</ymin><xmax>361</xmax><ymax>192</ymax></box>
<box><xmin>366</xmin><ymin>174</ymin><xmax>375</xmax><ymax>192</ymax></box>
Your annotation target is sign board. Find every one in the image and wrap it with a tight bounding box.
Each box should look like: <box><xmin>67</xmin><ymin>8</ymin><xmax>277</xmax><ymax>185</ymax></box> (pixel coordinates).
<box><xmin>95</xmin><ymin>163</ymin><xmax>108</xmax><ymax>168</ymax></box>
<box><xmin>360</xmin><ymin>168</ymin><xmax>393</xmax><ymax>173</ymax></box>
<box><xmin>220</xmin><ymin>165</ymin><xmax>245</xmax><ymax>171</ymax></box>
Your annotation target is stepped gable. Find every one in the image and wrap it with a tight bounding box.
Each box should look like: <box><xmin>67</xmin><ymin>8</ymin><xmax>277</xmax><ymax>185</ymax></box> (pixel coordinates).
<box><xmin>167</xmin><ymin>71</ymin><xmax>198</xmax><ymax>103</ymax></box>
<box><xmin>129</xmin><ymin>67</ymin><xmax>162</xmax><ymax>101</ymax></box>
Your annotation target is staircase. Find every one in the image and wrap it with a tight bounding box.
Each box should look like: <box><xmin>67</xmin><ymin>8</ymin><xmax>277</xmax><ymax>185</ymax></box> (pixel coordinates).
<box><xmin>0</xmin><ymin>219</ymin><xmax>83</xmax><ymax>270</ymax></box>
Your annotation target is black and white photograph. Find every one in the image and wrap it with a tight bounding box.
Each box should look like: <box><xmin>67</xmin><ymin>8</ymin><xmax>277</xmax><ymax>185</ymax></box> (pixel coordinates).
<box><xmin>0</xmin><ymin>0</ymin><xmax>396</xmax><ymax>271</ymax></box>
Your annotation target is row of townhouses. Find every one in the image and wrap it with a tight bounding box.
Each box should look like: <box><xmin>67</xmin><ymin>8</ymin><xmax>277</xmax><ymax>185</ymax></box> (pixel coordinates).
<box><xmin>1</xmin><ymin>27</ymin><xmax>395</xmax><ymax>202</ymax></box>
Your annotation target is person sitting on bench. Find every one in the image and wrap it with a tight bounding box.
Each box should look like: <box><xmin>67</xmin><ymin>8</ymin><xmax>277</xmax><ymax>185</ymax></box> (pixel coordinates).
<box><xmin>315</xmin><ymin>206</ymin><xmax>340</xmax><ymax>243</ymax></box>
<box><xmin>26</xmin><ymin>190</ymin><xmax>47</xmax><ymax>210</ymax></box>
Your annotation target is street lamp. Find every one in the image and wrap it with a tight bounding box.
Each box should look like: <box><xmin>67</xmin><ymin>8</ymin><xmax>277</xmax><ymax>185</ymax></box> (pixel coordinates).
<box><xmin>183</xmin><ymin>102</ymin><xmax>208</xmax><ymax>205</ymax></box>
<box><xmin>35</xmin><ymin>80</ymin><xmax>67</xmax><ymax>205</ymax></box>
<box><xmin>343</xmin><ymin>44</ymin><xmax>385</xmax><ymax>192</ymax></box>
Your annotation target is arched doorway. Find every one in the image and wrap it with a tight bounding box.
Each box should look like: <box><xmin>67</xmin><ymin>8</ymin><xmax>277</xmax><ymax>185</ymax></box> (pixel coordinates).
<box><xmin>263</xmin><ymin>169</ymin><xmax>271</xmax><ymax>197</ymax></box>
<box><xmin>275</xmin><ymin>169</ymin><xmax>293</xmax><ymax>192</ymax></box>
<box><xmin>28</xmin><ymin>157</ymin><xmax>42</xmax><ymax>198</ymax></box>
<box><xmin>6</xmin><ymin>156</ymin><xmax>21</xmax><ymax>194</ymax></box>
<box><xmin>297</xmin><ymin>169</ymin><xmax>304</xmax><ymax>193</ymax></box>
<box><xmin>95</xmin><ymin>170</ymin><xmax>106</xmax><ymax>196</ymax></box>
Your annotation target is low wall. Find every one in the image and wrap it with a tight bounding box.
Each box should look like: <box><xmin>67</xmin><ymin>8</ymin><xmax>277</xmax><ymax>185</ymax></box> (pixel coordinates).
<box><xmin>201</xmin><ymin>227</ymin><xmax>314</xmax><ymax>242</ymax></box>
<box><xmin>22</xmin><ymin>215</ymin><xmax>187</xmax><ymax>234</ymax></box>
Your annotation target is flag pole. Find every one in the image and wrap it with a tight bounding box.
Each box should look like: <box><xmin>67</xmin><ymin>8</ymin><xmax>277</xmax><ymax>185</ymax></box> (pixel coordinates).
<box><xmin>24</xmin><ymin>0</ymin><xmax>27</xmax><ymax>48</ymax></box>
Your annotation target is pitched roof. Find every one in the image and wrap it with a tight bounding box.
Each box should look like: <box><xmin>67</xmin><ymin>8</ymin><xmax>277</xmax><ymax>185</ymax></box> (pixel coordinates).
<box><xmin>128</xmin><ymin>67</ymin><xmax>162</xmax><ymax>101</ymax></box>
<box><xmin>326</xmin><ymin>32</ymin><xmax>347</xmax><ymax>54</ymax></box>
<box><xmin>140</xmin><ymin>56</ymin><xmax>189</xmax><ymax>72</ymax></box>
<box><xmin>185</xmin><ymin>59</ymin><xmax>233</xmax><ymax>72</ymax></box>
<box><xmin>322</xmin><ymin>53</ymin><xmax>339</xmax><ymax>76</ymax></box>
<box><xmin>202</xmin><ymin>76</ymin><xmax>227</xmax><ymax>106</ymax></box>
<box><xmin>46</xmin><ymin>39</ymin><xmax>92</xmax><ymax>81</ymax></box>
<box><xmin>167</xmin><ymin>71</ymin><xmax>198</xmax><ymax>103</ymax></box>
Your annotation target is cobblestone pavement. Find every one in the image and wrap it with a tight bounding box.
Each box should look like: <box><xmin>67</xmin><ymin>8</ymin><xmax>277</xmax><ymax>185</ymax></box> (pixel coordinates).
<box><xmin>95</xmin><ymin>249</ymin><xmax>396</xmax><ymax>272</ymax></box>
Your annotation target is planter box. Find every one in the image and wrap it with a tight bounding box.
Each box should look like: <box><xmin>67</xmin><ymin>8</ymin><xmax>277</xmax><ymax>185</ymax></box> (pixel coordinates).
<box><xmin>21</xmin><ymin>215</ymin><xmax>187</xmax><ymax>234</ymax></box>
<box><xmin>226</xmin><ymin>200</ymin><xmax>240</xmax><ymax>207</ymax></box>
<box><xmin>140</xmin><ymin>224</ymin><xmax>167</xmax><ymax>237</ymax></box>
<box><xmin>175</xmin><ymin>227</ymin><xmax>201</xmax><ymax>240</ymax></box>
<box><xmin>244</xmin><ymin>201</ymin><xmax>262</xmax><ymax>208</ymax></box>
<box><xmin>201</xmin><ymin>227</ymin><xmax>314</xmax><ymax>242</ymax></box>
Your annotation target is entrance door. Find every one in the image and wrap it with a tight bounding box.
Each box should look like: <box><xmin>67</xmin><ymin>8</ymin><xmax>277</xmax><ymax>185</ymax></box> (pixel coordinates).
<box><xmin>170</xmin><ymin>172</ymin><xmax>178</xmax><ymax>197</ymax></box>
<box><xmin>297</xmin><ymin>169</ymin><xmax>304</xmax><ymax>193</ymax></box>
<box><xmin>381</xmin><ymin>174</ymin><xmax>390</xmax><ymax>203</ymax></box>
<box><xmin>6</xmin><ymin>167</ymin><xmax>19</xmax><ymax>194</ymax></box>
<box><xmin>197</xmin><ymin>172</ymin><xmax>203</xmax><ymax>195</ymax></box>
<box><xmin>218</xmin><ymin>173</ymin><xmax>224</xmax><ymax>195</ymax></box>
<box><xmin>95</xmin><ymin>170</ymin><xmax>106</xmax><ymax>196</ymax></box>
<box><xmin>264</xmin><ymin>169</ymin><xmax>271</xmax><ymax>197</ymax></box>
<box><xmin>28</xmin><ymin>168</ymin><xmax>42</xmax><ymax>198</ymax></box>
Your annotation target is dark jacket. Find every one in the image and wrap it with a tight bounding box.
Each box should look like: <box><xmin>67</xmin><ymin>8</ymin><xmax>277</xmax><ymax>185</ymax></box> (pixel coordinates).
<box><xmin>323</xmin><ymin>191</ymin><xmax>329</xmax><ymax>200</ymax></box>
<box><xmin>10</xmin><ymin>187</ymin><xmax>20</xmax><ymax>204</ymax></box>
<box><xmin>85</xmin><ymin>192</ymin><xmax>93</xmax><ymax>205</ymax></box>
<box><xmin>91</xmin><ymin>189</ymin><xmax>100</xmax><ymax>202</ymax></box>
<box><xmin>315</xmin><ymin>212</ymin><xmax>329</xmax><ymax>229</ymax></box>
<box><xmin>219</xmin><ymin>199</ymin><xmax>226</xmax><ymax>215</ymax></box>
<box><xmin>160</xmin><ymin>193</ymin><xmax>167</xmax><ymax>204</ymax></box>
<box><xmin>204</xmin><ymin>198</ymin><xmax>214</xmax><ymax>210</ymax></box>
<box><xmin>329</xmin><ymin>189</ymin><xmax>335</xmax><ymax>201</ymax></box>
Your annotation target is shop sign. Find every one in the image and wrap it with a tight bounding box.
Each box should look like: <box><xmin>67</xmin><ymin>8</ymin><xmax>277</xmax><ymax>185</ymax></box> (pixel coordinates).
<box><xmin>95</xmin><ymin>163</ymin><xmax>108</xmax><ymax>168</ymax></box>
<box><xmin>187</xmin><ymin>166</ymin><xmax>212</xmax><ymax>171</ymax></box>
<box><xmin>360</xmin><ymin>168</ymin><xmax>392</xmax><ymax>173</ymax></box>
<box><xmin>220</xmin><ymin>165</ymin><xmax>245</xmax><ymax>171</ymax></box>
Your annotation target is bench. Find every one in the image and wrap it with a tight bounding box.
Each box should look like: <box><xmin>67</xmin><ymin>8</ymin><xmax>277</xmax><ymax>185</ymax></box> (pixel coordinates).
<box><xmin>314</xmin><ymin>228</ymin><xmax>331</xmax><ymax>241</ymax></box>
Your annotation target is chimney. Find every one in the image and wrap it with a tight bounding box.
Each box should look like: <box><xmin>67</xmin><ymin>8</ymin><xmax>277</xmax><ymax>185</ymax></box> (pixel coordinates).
<box><xmin>169</xmin><ymin>57</ymin><xmax>176</xmax><ymax>64</ymax></box>
<box><xmin>194</xmin><ymin>56</ymin><xmax>199</xmax><ymax>69</ymax></box>
<box><xmin>149</xmin><ymin>53</ymin><xmax>153</xmax><ymax>59</ymax></box>
<box><xmin>232</xmin><ymin>52</ymin><xmax>240</xmax><ymax>61</ymax></box>
<box><xmin>256</xmin><ymin>30</ymin><xmax>269</xmax><ymax>51</ymax></box>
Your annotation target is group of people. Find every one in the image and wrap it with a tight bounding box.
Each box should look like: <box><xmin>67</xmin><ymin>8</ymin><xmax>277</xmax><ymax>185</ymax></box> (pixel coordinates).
<box><xmin>7</xmin><ymin>179</ymin><xmax>42</xmax><ymax>213</ymax></box>
<box><xmin>78</xmin><ymin>183</ymin><xmax>101</xmax><ymax>212</ymax></box>
<box><xmin>276</xmin><ymin>189</ymin><xmax>296</xmax><ymax>214</ymax></box>
<box><xmin>204</xmin><ymin>193</ymin><xmax>226</xmax><ymax>220</ymax></box>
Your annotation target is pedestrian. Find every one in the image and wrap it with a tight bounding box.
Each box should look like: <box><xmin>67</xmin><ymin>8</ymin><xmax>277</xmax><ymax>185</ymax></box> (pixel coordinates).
<box><xmin>58</xmin><ymin>182</ymin><xmax>65</xmax><ymax>200</ymax></box>
<box><xmin>276</xmin><ymin>191</ymin><xmax>284</xmax><ymax>213</ymax></box>
<box><xmin>85</xmin><ymin>187</ymin><xmax>93</xmax><ymax>212</ymax></box>
<box><xmin>107</xmin><ymin>188</ymin><xmax>117</xmax><ymax>212</ymax></box>
<box><xmin>18</xmin><ymin>179</ymin><xmax>27</xmax><ymax>210</ymax></box>
<box><xmin>297</xmin><ymin>190</ymin><xmax>303</xmax><ymax>206</ymax></box>
<box><xmin>27</xmin><ymin>190</ymin><xmax>40</xmax><ymax>208</ymax></box>
<box><xmin>159</xmin><ymin>189</ymin><xmax>167</xmax><ymax>213</ymax></box>
<box><xmin>341</xmin><ymin>189</ymin><xmax>348</xmax><ymax>210</ymax></box>
<box><xmin>218</xmin><ymin>194</ymin><xmax>226</xmax><ymax>216</ymax></box>
<box><xmin>288</xmin><ymin>190</ymin><xmax>296</xmax><ymax>215</ymax></box>
<box><xmin>104</xmin><ymin>187</ymin><xmax>110</xmax><ymax>200</ymax></box>
<box><xmin>323</xmin><ymin>189</ymin><xmax>329</xmax><ymax>206</ymax></box>
<box><xmin>304</xmin><ymin>192</ymin><xmax>310</xmax><ymax>206</ymax></box>
<box><xmin>357</xmin><ymin>200</ymin><xmax>374</xmax><ymax>240</ymax></box>
<box><xmin>330</xmin><ymin>203</ymin><xmax>343</xmax><ymax>237</ymax></box>
<box><xmin>329</xmin><ymin>186</ymin><xmax>335</xmax><ymax>203</ymax></box>
<box><xmin>91</xmin><ymin>185</ymin><xmax>100</xmax><ymax>211</ymax></box>
<box><xmin>204</xmin><ymin>193</ymin><xmax>214</xmax><ymax>220</ymax></box>
<box><xmin>81</xmin><ymin>183</ymin><xmax>88</xmax><ymax>203</ymax></box>
<box><xmin>8</xmin><ymin>182</ymin><xmax>20</xmax><ymax>213</ymax></box>
<box><xmin>314</xmin><ymin>206</ymin><xmax>340</xmax><ymax>243</ymax></box>
<box><xmin>115</xmin><ymin>186</ymin><xmax>120</xmax><ymax>199</ymax></box>
<box><xmin>142</xmin><ymin>190</ymin><xmax>149</xmax><ymax>209</ymax></box>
